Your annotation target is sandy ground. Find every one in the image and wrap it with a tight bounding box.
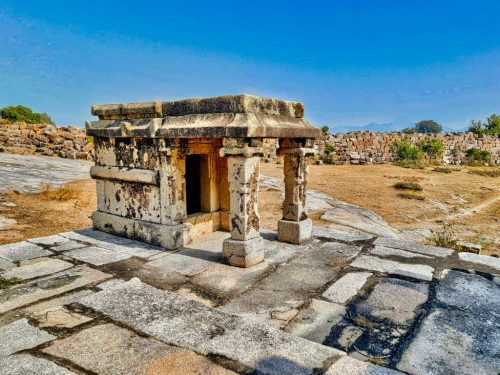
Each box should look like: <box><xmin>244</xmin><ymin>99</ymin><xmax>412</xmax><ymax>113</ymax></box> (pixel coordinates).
<box><xmin>1</xmin><ymin>163</ymin><xmax>498</xmax><ymax>254</ymax></box>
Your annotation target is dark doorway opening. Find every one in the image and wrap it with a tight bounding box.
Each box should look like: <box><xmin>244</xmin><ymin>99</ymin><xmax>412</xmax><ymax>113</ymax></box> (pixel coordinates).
<box><xmin>186</xmin><ymin>154</ymin><xmax>202</xmax><ymax>215</ymax></box>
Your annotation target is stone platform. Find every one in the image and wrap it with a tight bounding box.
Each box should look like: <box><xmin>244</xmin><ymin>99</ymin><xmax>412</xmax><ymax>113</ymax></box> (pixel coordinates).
<box><xmin>1</xmin><ymin>228</ymin><xmax>499</xmax><ymax>374</ymax></box>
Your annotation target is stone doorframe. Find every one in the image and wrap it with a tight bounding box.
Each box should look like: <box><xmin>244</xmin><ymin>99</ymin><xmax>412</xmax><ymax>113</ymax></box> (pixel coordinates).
<box><xmin>219</xmin><ymin>137</ymin><xmax>316</xmax><ymax>268</ymax></box>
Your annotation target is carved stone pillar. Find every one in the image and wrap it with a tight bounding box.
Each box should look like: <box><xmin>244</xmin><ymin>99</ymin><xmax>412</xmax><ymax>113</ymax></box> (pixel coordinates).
<box><xmin>220</xmin><ymin>138</ymin><xmax>264</xmax><ymax>267</ymax></box>
<box><xmin>277</xmin><ymin>139</ymin><xmax>317</xmax><ymax>244</ymax></box>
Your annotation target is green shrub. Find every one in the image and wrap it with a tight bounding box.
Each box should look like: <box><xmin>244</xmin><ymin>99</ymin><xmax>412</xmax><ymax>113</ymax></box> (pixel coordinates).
<box><xmin>393</xmin><ymin>182</ymin><xmax>423</xmax><ymax>191</ymax></box>
<box><xmin>418</xmin><ymin>139</ymin><xmax>445</xmax><ymax>163</ymax></box>
<box><xmin>321</xmin><ymin>143</ymin><xmax>335</xmax><ymax>164</ymax></box>
<box><xmin>0</xmin><ymin>105</ymin><xmax>54</xmax><ymax>125</ymax></box>
<box><xmin>321</xmin><ymin>126</ymin><xmax>330</xmax><ymax>136</ymax></box>
<box><xmin>466</xmin><ymin>148</ymin><xmax>492</xmax><ymax>165</ymax></box>
<box><xmin>391</xmin><ymin>141</ymin><xmax>425</xmax><ymax>167</ymax></box>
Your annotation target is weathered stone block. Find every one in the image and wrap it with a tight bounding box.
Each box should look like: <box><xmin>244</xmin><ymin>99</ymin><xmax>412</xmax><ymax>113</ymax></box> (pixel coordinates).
<box><xmin>277</xmin><ymin>218</ymin><xmax>312</xmax><ymax>244</ymax></box>
<box><xmin>222</xmin><ymin>237</ymin><xmax>265</xmax><ymax>267</ymax></box>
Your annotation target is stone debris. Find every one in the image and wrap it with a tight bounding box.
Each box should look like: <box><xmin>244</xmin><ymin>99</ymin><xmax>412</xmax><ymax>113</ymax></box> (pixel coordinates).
<box><xmin>0</xmin><ymin>354</ymin><xmax>77</xmax><ymax>375</ymax></box>
<box><xmin>326</xmin><ymin>356</ymin><xmax>403</xmax><ymax>374</ymax></box>
<box><xmin>370</xmin><ymin>245</ymin><xmax>432</xmax><ymax>259</ymax></box>
<box><xmin>0</xmin><ymin>265</ymin><xmax>110</xmax><ymax>314</ymax></box>
<box><xmin>0</xmin><ymin>241</ymin><xmax>53</xmax><ymax>262</ymax></box>
<box><xmin>1</xmin><ymin>258</ymin><xmax>73</xmax><ymax>280</ymax></box>
<box><xmin>373</xmin><ymin>237</ymin><xmax>453</xmax><ymax>258</ymax></box>
<box><xmin>285</xmin><ymin>299</ymin><xmax>346</xmax><ymax>343</ymax></box>
<box><xmin>322</xmin><ymin>272</ymin><xmax>372</xmax><ymax>304</ymax></box>
<box><xmin>351</xmin><ymin>255</ymin><xmax>434</xmax><ymax>281</ymax></box>
<box><xmin>355</xmin><ymin>277</ymin><xmax>429</xmax><ymax>325</ymax></box>
<box><xmin>0</xmin><ymin>318</ymin><xmax>55</xmax><ymax>356</ymax></box>
<box><xmin>43</xmin><ymin>323</ymin><xmax>236</xmax><ymax>375</ymax></box>
<box><xmin>80</xmin><ymin>278</ymin><xmax>343</xmax><ymax>375</ymax></box>
<box><xmin>65</xmin><ymin>246</ymin><xmax>131</xmax><ymax>266</ymax></box>
<box><xmin>458</xmin><ymin>251</ymin><xmax>500</xmax><ymax>271</ymax></box>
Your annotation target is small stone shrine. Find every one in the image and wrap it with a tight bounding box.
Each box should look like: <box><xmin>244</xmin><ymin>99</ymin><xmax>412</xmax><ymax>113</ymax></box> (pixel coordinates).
<box><xmin>86</xmin><ymin>95</ymin><xmax>321</xmax><ymax>267</ymax></box>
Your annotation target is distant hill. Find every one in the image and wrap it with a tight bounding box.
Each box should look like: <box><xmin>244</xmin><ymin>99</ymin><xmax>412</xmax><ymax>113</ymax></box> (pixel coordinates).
<box><xmin>330</xmin><ymin>117</ymin><xmax>465</xmax><ymax>133</ymax></box>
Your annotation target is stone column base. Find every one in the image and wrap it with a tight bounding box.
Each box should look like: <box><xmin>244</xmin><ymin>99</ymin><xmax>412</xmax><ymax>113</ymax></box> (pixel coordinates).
<box><xmin>222</xmin><ymin>237</ymin><xmax>265</xmax><ymax>268</ymax></box>
<box><xmin>278</xmin><ymin>218</ymin><xmax>312</xmax><ymax>244</ymax></box>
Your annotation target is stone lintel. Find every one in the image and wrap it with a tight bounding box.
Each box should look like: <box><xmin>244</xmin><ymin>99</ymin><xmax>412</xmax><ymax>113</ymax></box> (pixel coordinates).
<box><xmin>86</xmin><ymin>114</ymin><xmax>321</xmax><ymax>139</ymax></box>
<box><xmin>92</xmin><ymin>211</ymin><xmax>188</xmax><ymax>249</ymax></box>
<box><xmin>90</xmin><ymin>166</ymin><xmax>159</xmax><ymax>185</ymax></box>
<box><xmin>278</xmin><ymin>218</ymin><xmax>313</xmax><ymax>245</ymax></box>
<box><xmin>222</xmin><ymin>237</ymin><xmax>265</xmax><ymax>268</ymax></box>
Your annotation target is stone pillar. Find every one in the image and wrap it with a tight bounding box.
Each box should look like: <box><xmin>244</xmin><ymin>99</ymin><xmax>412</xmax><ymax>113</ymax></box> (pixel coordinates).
<box><xmin>277</xmin><ymin>139</ymin><xmax>317</xmax><ymax>244</ymax></box>
<box><xmin>220</xmin><ymin>138</ymin><xmax>264</xmax><ymax>267</ymax></box>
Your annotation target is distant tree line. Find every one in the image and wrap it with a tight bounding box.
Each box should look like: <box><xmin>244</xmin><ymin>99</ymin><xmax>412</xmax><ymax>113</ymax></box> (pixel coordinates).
<box><xmin>0</xmin><ymin>105</ymin><xmax>55</xmax><ymax>125</ymax></box>
<box><xmin>467</xmin><ymin>114</ymin><xmax>500</xmax><ymax>135</ymax></box>
<box><xmin>401</xmin><ymin>120</ymin><xmax>443</xmax><ymax>134</ymax></box>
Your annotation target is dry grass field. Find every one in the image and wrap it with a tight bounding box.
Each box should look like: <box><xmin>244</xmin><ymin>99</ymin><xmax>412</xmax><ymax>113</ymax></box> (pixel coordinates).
<box><xmin>1</xmin><ymin>163</ymin><xmax>498</xmax><ymax>255</ymax></box>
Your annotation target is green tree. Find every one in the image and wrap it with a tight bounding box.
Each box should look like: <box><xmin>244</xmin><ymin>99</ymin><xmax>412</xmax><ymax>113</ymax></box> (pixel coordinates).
<box><xmin>468</xmin><ymin>114</ymin><xmax>500</xmax><ymax>135</ymax></box>
<box><xmin>321</xmin><ymin>126</ymin><xmax>330</xmax><ymax>136</ymax></box>
<box><xmin>415</xmin><ymin>120</ymin><xmax>443</xmax><ymax>133</ymax></box>
<box><xmin>0</xmin><ymin>105</ymin><xmax>54</xmax><ymax>125</ymax></box>
<box><xmin>401</xmin><ymin>127</ymin><xmax>416</xmax><ymax>134</ymax></box>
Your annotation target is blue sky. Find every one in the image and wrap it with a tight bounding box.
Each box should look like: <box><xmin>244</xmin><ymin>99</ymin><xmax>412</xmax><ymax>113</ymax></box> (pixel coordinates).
<box><xmin>1</xmin><ymin>1</ymin><xmax>499</xmax><ymax>130</ymax></box>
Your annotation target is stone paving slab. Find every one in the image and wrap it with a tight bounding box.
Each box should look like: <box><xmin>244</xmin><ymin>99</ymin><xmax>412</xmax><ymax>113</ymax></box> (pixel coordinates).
<box><xmin>0</xmin><ymin>258</ymin><xmax>15</xmax><ymax>271</ymax></box>
<box><xmin>0</xmin><ymin>318</ymin><xmax>55</xmax><ymax>356</ymax></box>
<box><xmin>51</xmin><ymin>241</ymin><xmax>88</xmax><ymax>252</ymax></box>
<box><xmin>0</xmin><ymin>354</ymin><xmax>77</xmax><ymax>375</ymax></box>
<box><xmin>28</xmin><ymin>234</ymin><xmax>71</xmax><ymax>246</ymax></box>
<box><xmin>65</xmin><ymin>246</ymin><xmax>131</xmax><ymax>266</ymax></box>
<box><xmin>397</xmin><ymin>307</ymin><xmax>500</xmax><ymax>375</ymax></box>
<box><xmin>80</xmin><ymin>278</ymin><xmax>343</xmax><ymax>375</ymax></box>
<box><xmin>0</xmin><ymin>241</ymin><xmax>53</xmax><ymax>262</ymax></box>
<box><xmin>355</xmin><ymin>277</ymin><xmax>429</xmax><ymax>326</ymax></box>
<box><xmin>312</xmin><ymin>226</ymin><xmax>374</xmax><ymax>242</ymax></box>
<box><xmin>145</xmin><ymin>253</ymin><xmax>215</xmax><ymax>277</ymax></box>
<box><xmin>191</xmin><ymin>261</ymin><xmax>268</xmax><ymax>297</ymax></box>
<box><xmin>1</xmin><ymin>258</ymin><xmax>73</xmax><ymax>280</ymax></box>
<box><xmin>33</xmin><ymin>306</ymin><xmax>93</xmax><ymax>328</ymax></box>
<box><xmin>285</xmin><ymin>299</ymin><xmax>346</xmax><ymax>343</ymax></box>
<box><xmin>351</xmin><ymin>255</ymin><xmax>434</xmax><ymax>281</ymax></box>
<box><xmin>373</xmin><ymin>237</ymin><xmax>453</xmax><ymax>258</ymax></box>
<box><xmin>43</xmin><ymin>323</ymin><xmax>236</xmax><ymax>375</ymax></box>
<box><xmin>0</xmin><ymin>265</ymin><xmax>110</xmax><ymax>313</ymax></box>
<box><xmin>61</xmin><ymin>229</ymin><xmax>164</xmax><ymax>258</ymax></box>
<box><xmin>322</xmin><ymin>272</ymin><xmax>372</xmax><ymax>304</ymax></box>
<box><xmin>370</xmin><ymin>245</ymin><xmax>432</xmax><ymax>259</ymax></box>
<box><xmin>458</xmin><ymin>251</ymin><xmax>500</xmax><ymax>271</ymax></box>
<box><xmin>326</xmin><ymin>356</ymin><xmax>403</xmax><ymax>375</ymax></box>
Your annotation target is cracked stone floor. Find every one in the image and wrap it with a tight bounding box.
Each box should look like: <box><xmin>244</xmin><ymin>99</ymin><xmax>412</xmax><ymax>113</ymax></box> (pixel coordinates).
<box><xmin>1</xmin><ymin>227</ymin><xmax>499</xmax><ymax>375</ymax></box>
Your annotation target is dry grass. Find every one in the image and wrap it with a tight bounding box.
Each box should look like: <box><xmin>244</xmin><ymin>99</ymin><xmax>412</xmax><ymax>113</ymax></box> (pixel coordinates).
<box><xmin>393</xmin><ymin>182</ymin><xmax>423</xmax><ymax>191</ymax></box>
<box><xmin>397</xmin><ymin>193</ymin><xmax>425</xmax><ymax>200</ymax></box>
<box><xmin>433</xmin><ymin>166</ymin><xmax>453</xmax><ymax>174</ymax></box>
<box><xmin>468</xmin><ymin>168</ymin><xmax>500</xmax><ymax>178</ymax></box>
<box><xmin>0</xmin><ymin>179</ymin><xmax>95</xmax><ymax>245</ymax></box>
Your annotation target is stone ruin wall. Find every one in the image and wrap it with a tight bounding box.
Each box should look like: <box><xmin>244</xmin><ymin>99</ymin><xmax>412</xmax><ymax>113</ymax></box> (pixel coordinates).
<box><xmin>319</xmin><ymin>132</ymin><xmax>500</xmax><ymax>165</ymax></box>
<box><xmin>0</xmin><ymin>123</ymin><xmax>93</xmax><ymax>160</ymax></box>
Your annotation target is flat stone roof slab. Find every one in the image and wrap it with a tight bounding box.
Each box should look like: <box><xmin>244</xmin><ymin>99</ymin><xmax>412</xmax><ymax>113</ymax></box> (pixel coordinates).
<box><xmin>0</xmin><ymin>241</ymin><xmax>53</xmax><ymax>262</ymax></box>
<box><xmin>2</xmin><ymin>258</ymin><xmax>73</xmax><ymax>280</ymax></box>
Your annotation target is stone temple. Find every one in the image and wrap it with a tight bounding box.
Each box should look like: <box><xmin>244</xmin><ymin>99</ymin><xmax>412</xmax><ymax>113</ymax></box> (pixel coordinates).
<box><xmin>86</xmin><ymin>94</ymin><xmax>321</xmax><ymax>267</ymax></box>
